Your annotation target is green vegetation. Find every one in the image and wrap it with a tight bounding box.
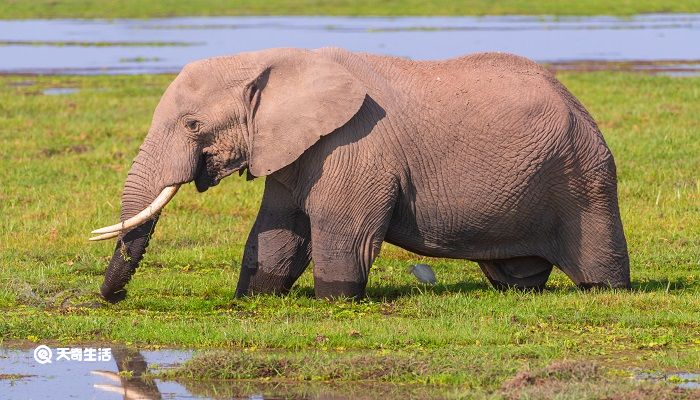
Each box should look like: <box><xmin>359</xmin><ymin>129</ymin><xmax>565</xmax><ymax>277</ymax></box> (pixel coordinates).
<box><xmin>119</xmin><ymin>57</ymin><xmax>163</xmax><ymax>63</ymax></box>
<box><xmin>1</xmin><ymin>0</ymin><xmax>700</xmax><ymax>19</ymax></box>
<box><xmin>0</xmin><ymin>40</ymin><xmax>194</xmax><ymax>47</ymax></box>
<box><xmin>165</xmin><ymin>357</ymin><xmax>695</xmax><ymax>398</ymax></box>
<box><xmin>0</xmin><ymin>71</ymin><xmax>698</xmax><ymax>397</ymax></box>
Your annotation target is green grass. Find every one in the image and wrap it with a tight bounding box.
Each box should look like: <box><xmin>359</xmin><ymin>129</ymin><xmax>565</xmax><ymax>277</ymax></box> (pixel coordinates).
<box><xmin>0</xmin><ymin>40</ymin><xmax>195</xmax><ymax>47</ymax></box>
<box><xmin>0</xmin><ymin>71</ymin><xmax>699</xmax><ymax>397</ymax></box>
<box><xmin>1</xmin><ymin>0</ymin><xmax>700</xmax><ymax>19</ymax></box>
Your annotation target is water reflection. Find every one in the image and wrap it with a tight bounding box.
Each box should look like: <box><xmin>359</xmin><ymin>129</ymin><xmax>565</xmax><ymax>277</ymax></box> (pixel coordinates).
<box><xmin>0</xmin><ymin>346</ymin><xmax>452</xmax><ymax>399</ymax></box>
<box><xmin>1</xmin><ymin>345</ymin><xmax>699</xmax><ymax>399</ymax></box>
<box><xmin>636</xmin><ymin>371</ymin><xmax>700</xmax><ymax>391</ymax></box>
<box><xmin>92</xmin><ymin>348</ymin><xmax>162</xmax><ymax>400</ymax></box>
<box><xmin>0</xmin><ymin>346</ymin><xmax>191</xmax><ymax>399</ymax></box>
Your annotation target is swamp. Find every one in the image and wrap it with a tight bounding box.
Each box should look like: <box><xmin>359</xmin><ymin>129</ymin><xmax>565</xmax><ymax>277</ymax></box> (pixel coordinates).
<box><xmin>0</xmin><ymin>2</ymin><xmax>699</xmax><ymax>399</ymax></box>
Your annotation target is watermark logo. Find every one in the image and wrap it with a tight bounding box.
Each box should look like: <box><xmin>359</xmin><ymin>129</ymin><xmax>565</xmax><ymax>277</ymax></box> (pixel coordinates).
<box><xmin>33</xmin><ymin>346</ymin><xmax>112</xmax><ymax>364</ymax></box>
<box><xmin>33</xmin><ymin>345</ymin><xmax>53</xmax><ymax>364</ymax></box>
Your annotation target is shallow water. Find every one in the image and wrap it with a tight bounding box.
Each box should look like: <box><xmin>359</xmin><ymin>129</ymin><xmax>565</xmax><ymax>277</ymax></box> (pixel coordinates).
<box><xmin>0</xmin><ymin>14</ymin><xmax>699</xmax><ymax>75</ymax></box>
<box><xmin>636</xmin><ymin>371</ymin><xmax>700</xmax><ymax>390</ymax></box>
<box><xmin>675</xmin><ymin>373</ymin><xmax>700</xmax><ymax>390</ymax></box>
<box><xmin>2</xmin><ymin>346</ymin><xmax>699</xmax><ymax>398</ymax></box>
<box><xmin>0</xmin><ymin>346</ymin><xmax>449</xmax><ymax>399</ymax></box>
<box><xmin>0</xmin><ymin>346</ymin><xmax>193</xmax><ymax>399</ymax></box>
<box><xmin>42</xmin><ymin>87</ymin><xmax>79</xmax><ymax>95</ymax></box>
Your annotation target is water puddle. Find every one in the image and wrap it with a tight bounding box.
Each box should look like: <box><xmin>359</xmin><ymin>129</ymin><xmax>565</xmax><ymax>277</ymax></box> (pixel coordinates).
<box><xmin>2</xmin><ymin>346</ymin><xmax>699</xmax><ymax>398</ymax></box>
<box><xmin>0</xmin><ymin>14</ymin><xmax>698</xmax><ymax>75</ymax></box>
<box><xmin>636</xmin><ymin>371</ymin><xmax>700</xmax><ymax>390</ymax></box>
<box><xmin>0</xmin><ymin>346</ymin><xmax>193</xmax><ymax>399</ymax></box>
<box><xmin>0</xmin><ymin>346</ymin><xmax>449</xmax><ymax>399</ymax></box>
<box><xmin>42</xmin><ymin>87</ymin><xmax>79</xmax><ymax>95</ymax></box>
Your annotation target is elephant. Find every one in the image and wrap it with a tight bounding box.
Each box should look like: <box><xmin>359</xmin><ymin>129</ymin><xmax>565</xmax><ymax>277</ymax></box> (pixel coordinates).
<box><xmin>90</xmin><ymin>47</ymin><xmax>630</xmax><ymax>303</ymax></box>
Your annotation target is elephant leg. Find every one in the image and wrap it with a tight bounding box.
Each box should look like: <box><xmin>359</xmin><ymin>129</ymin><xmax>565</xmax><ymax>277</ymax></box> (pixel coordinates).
<box><xmin>309</xmin><ymin>223</ymin><xmax>389</xmax><ymax>299</ymax></box>
<box><xmin>235</xmin><ymin>179</ymin><xmax>312</xmax><ymax>297</ymax></box>
<box><xmin>554</xmin><ymin>164</ymin><xmax>631</xmax><ymax>289</ymax></box>
<box><xmin>307</xmin><ymin>182</ymin><xmax>397</xmax><ymax>299</ymax></box>
<box><xmin>478</xmin><ymin>256</ymin><xmax>553</xmax><ymax>291</ymax></box>
<box><xmin>556</xmin><ymin>211</ymin><xmax>630</xmax><ymax>289</ymax></box>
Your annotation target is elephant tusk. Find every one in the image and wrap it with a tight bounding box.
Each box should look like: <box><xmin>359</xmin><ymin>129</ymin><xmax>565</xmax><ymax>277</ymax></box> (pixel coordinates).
<box><xmin>90</xmin><ymin>185</ymin><xmax>180</xmax><ymax>238</ymax></box>
<box><xmin>88</xmin><ymin>231</ymin><xmax>120</xmax><ymax>242</ymax></box>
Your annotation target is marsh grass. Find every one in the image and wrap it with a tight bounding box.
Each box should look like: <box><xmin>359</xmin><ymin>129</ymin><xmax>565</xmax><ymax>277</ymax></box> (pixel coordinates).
<box><xmin>0</xmin><ymin>72</ymin><xmax>698</xmax><ymax>394</ymax></box>
<box><xmin>0</xmin><ymin>40</ymin><xmax>196</xmax><ymax>47</ymax></box>
<box><xmin>1</xmin><ymin>0</ymin><xmax>700</xmax><ymax>18</ymax></box>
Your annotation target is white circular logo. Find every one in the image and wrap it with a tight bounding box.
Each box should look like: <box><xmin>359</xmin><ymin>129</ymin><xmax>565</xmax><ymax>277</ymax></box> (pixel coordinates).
<box><xmin>33</xmin><ymin>345</ymin><xmax>52</xmax><ymax>364</ymax></box>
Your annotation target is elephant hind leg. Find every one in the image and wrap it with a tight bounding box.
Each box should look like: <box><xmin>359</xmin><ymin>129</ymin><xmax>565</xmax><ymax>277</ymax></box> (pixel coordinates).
<box><xmin>553</xmin><ymin>162</ymin><xmax>631</xmax><ymax>290</ymax></box>
<box><xmin>554</xmin><ymin>214</ymin><xmax>631</xmax><ymax>289</ymax></box>
<box><xmin>478</xmin><ymin>256</ymin><xmax>553</xmax><ymax>291</ymax></box>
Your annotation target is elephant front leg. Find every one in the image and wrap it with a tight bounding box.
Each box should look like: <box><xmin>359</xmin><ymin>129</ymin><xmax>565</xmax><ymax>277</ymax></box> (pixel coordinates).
<box><xmin>235</xmin><ymin>179</ymin><xmax>312</xmax><ymax>297</ymax></box>
<box><xmin>308</xmin><ymin>187</ymin><xmax>396</xmax><ymax>299</ymax></box>
<box><xmin>311</xmin><ymin>233</ymin><xmax>382</xmax><ymax>299</ymax></box>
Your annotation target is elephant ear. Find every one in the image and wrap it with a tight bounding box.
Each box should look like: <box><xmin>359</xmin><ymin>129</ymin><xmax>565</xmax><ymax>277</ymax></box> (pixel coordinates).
<box><xmin>246</xmin><ymin>51</ymin><xmax>367</xmax><ymax>177</ymax></box>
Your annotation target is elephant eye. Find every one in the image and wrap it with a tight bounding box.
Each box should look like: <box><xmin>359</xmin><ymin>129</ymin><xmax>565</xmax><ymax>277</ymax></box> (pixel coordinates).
<box><xmin>184</xmin><ymin>118</ymin><xmax>201</xmax><ymax>132</ymax></box>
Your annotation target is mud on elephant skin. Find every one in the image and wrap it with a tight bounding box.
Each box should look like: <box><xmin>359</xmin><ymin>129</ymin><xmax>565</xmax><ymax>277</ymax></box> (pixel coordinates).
<box><xmin>91</xmin><ymin>47</ymin><xmax>630</xmax><ymax>303</ymax></box>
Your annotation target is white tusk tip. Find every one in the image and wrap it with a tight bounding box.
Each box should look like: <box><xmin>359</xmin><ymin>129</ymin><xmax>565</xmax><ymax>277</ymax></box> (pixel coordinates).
<box><xmin>89</xmin><ymin>231</ymin><xmax>120</xmax><ymax>241</ymax></box>
<box><xmin>91</xmin><ymin>225</ymin><xmax>123</xmax><ymax>235</ymax></box>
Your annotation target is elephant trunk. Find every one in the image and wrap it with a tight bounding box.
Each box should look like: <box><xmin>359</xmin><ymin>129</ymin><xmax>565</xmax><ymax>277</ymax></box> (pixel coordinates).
<box><xmin>99</xmin><ymin>144</ymin><xmax>172</xmax><ymax>303</ymax></box>
<box><xmin>100</xmin><ymin>219</ymin><xmax>158</xmax><ymax>303</ymax></box>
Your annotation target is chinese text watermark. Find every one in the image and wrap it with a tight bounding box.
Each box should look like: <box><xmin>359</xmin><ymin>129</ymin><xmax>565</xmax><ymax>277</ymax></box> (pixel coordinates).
<box><xmin>33</xmin><ymin>345</ymin><xmax>112</xmax><ymax>364</ymax></box>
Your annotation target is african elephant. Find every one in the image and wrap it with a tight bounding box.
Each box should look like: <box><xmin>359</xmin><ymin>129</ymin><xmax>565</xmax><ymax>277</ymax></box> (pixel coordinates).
<box><xmin>91</xmin><ymin>47</ymin><xmax>630</xmax><ymax>303</ymax></box>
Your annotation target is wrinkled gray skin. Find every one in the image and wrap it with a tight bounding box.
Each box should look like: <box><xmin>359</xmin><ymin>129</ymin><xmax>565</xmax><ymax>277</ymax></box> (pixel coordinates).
<box><xmin>100</xmin><ymin>47</ymin><xmax>630</xmax><ymax>303</ymax></box>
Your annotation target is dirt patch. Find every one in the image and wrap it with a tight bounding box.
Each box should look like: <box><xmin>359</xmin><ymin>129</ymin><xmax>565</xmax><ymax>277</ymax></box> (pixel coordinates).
<box><xmin>39</xmin><ymin>144</ymin><xmax>91</xmax><ymax>158</ymax></box>
<box><xmin>500</xmin><ymin>361</ymin><xmax>700</xmax><ymax>400</ymax></box>
<box><xmin>546</xmin><ymin>360</ymin><xmax>599</xmax><ymax>380</ymax></box>
<box><xmin>606</xmin><ymin>387</ymin><xmax>700</xmax><ymax>400</ymax></box>
<box><xmin>180</xmin><ymin>379</ymin><xmax>449</xmax><ymax>400</ymax></box>
<box><xmin>6</xmin><ymin>80</ymin><xmax>35</xmax><ymax>87</ymax></box>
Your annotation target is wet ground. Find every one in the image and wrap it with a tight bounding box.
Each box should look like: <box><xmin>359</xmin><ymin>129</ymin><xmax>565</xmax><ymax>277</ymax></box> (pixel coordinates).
<box><xmin>1</xmin><ymin>346</ymin><xmax>698</xmax><ymax>399</ymax></box>
<box><xmin>0</xmin><ymin>346</ymin><xmax>193</xmax><ymax>399</ymax></box>
<box><xmin>636</xmin><ymin>372</ymin><xmax>700</xmax><ymax>390</ymax></box>
<box><xmin>0</xmin><ymin>14</ymin><xmax>699</xmax><ymax>75</ymax></box>
<box><xmin>0</xmin><ymin>346</ymin><xmax>451</xmax><ymax>399</ymax></box>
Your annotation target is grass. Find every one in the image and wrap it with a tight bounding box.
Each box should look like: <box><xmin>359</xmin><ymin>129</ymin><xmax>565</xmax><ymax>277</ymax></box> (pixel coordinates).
<box><xmin>1</xmin><ymin>0</ymin><xmax>700</xmax><ymax>19</ymax></box>
<box><xmin>0</xmin><ymin>71</ymin><xmax>699</xmax><ymax>397</ymax></box>
<box><xmin>0</xmin><ymin>40</ymin><xmax>195</xmax><ymax>47</ymax></box>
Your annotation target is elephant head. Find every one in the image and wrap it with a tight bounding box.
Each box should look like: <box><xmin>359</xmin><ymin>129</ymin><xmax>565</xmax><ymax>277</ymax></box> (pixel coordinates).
<box><xmin>91</xmin><ymin>48</ymin><xmax>367</xmax><ymax>303</ymax></box>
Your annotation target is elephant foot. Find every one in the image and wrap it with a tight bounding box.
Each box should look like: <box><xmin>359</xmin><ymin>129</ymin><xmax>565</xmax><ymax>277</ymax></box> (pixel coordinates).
<box><xmin>478</xmin><ymin>256</ymin><xmax>553</xmax><ymax>291</ymax></box>
<box><xmin>578</xmin><ymin>281</ymin><xmax>631</xmax><ymax>290</ymax></box>
<box><xmin>236</xmin><ymin>269</ymin><xmax>295</xmax><ymax>297</ymax></box>
<box><xmin>314</xmin><ymin>279</ymin><xmax>366</xmax><ymax>300</ymax></box>
<box><xmin>100</xmin><ymin>288</ymin><xmax>128</xmax><ymax>304</ymax></box>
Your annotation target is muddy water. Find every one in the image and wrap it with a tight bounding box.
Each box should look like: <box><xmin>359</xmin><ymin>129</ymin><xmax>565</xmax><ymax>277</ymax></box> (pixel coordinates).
<box><xmin>0</xmin><ymin>14</ymin><xmax>699</xmax><ymax>75</ymax></box>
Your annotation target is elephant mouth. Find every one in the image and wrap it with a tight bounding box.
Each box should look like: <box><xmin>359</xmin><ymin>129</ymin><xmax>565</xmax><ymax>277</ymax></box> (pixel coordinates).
<box><xmin>194</xmin><ymin>153</ymin><xmax>216</xmax><ymax>192</ymax></box>
<box><xmin>194</xmin><ymin>152</ymin><xmax>248</xmax><ymax>192</ymax></box>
